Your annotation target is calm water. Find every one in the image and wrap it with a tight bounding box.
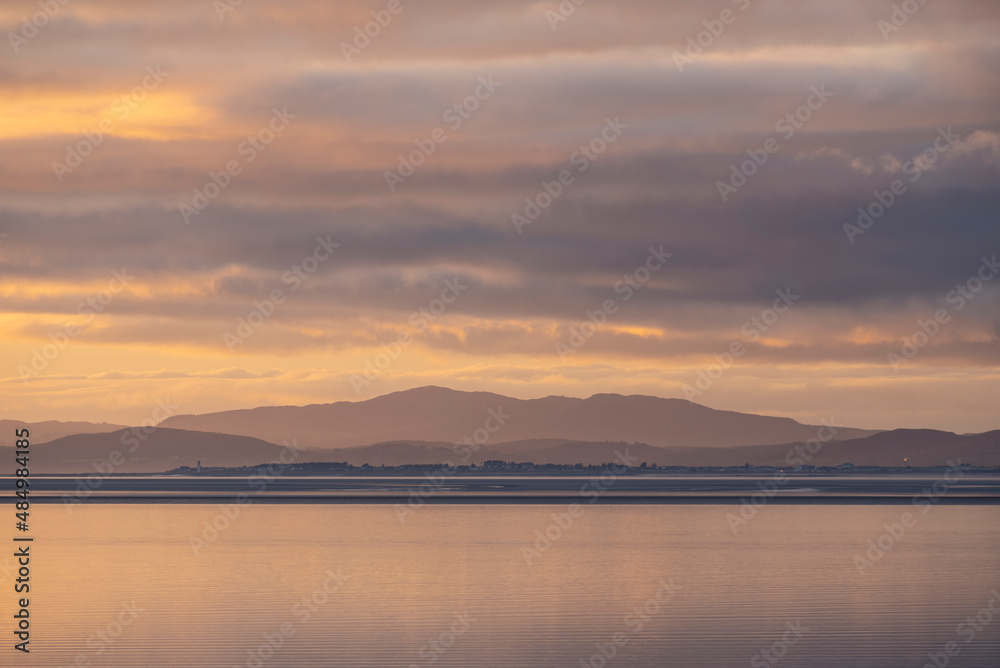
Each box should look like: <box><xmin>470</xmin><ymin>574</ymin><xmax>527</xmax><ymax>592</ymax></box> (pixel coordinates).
<box><xmin>6</xmin><ymin>504</ymin><xmax>1000</xmax><ymax>667</ymax></box>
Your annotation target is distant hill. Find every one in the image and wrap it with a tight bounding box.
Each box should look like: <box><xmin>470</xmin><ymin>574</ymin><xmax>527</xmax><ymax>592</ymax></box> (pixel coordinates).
<box><xmin>158</xmin><ymin>386</ymin><xmax>878</xmax><ymax>450</ymax></box>
<box><xmin>756</xmin><ymin>429</ymin><xmax>1000</xmax><ymax>468</ymax></box>
<box><xmin>602</xmin><ymin>429</ymin><xmax>1000</xmax><ymax>468</ymax></box>
<box><xmin>296</xmin><ymin>429</ymin><xmax>1000</xmax><ymax>468</ymax></box>
<box><xmin>0</xmin><ymin>420</ymin><xmax>127</xmax><ymax>448</ymax></box>
<box><xmin>1</xmin><ymin>427</ymin><xmax>996</xmax><ymax>474</ymax></box>
<box><xmin>19</xmin><ymin>427</ymin><xmax>293</xmax><ymax>474</ymax></box>
<box><xmin>6</xmin><ymin>388</ymin><xmax>995</xmax><ymax>473</ymax></box>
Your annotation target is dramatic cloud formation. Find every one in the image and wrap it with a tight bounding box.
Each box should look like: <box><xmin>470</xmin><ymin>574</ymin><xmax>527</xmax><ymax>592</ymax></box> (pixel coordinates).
<box><xmin>2</xmin><ymin>0</ymin><xmax>998</xmax><ymax>431</ymax></box>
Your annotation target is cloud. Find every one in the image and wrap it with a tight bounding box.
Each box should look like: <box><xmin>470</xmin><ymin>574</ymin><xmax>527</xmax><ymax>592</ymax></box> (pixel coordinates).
<box><xmin>1</xmin><ymin>0</ymin><xmax>997</xmax><ymax>430</ymax></box>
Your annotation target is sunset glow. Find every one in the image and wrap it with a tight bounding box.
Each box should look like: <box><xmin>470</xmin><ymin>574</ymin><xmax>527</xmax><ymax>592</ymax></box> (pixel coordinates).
<box><xmin>2</xmin><ymin>0</ymin><xmax>998</xmax><ymax>431</ymax></box>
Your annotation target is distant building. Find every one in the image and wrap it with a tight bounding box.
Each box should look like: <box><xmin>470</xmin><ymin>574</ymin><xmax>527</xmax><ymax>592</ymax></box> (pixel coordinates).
<box><xmin>837</xmin><ymin>462</ymin><xmax>856</xmax><ymax>471</ymax></box>
<box><xmin>197</xmin><ymin>460</ymin><xmax>201</xmax><ymax>474</ymax></box>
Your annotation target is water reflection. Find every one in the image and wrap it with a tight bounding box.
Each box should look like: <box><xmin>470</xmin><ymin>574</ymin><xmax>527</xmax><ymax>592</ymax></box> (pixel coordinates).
<box><xmin>13</xmin><ymin>504</ymin><xmax>1000</xmax><ymax>667</ymax></box>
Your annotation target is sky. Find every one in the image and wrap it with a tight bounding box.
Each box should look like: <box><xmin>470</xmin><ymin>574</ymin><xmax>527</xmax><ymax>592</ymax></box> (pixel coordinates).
<box><xmin>1</xmin><ymin>0</ymin><xmax>998</xmax><ymax>432</ymax></box>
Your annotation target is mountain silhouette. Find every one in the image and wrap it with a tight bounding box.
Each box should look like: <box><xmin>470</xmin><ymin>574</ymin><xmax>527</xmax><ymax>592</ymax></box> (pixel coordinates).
<box><xmin>158</xmin><ymin>385</ymin><xmax>877</xmax><ymax>450</ymax></box>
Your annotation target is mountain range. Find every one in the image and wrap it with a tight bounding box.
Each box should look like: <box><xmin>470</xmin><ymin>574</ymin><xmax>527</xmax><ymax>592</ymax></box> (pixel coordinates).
<box><xmin>157</xmin><ymin>386</ymin><xmax>876</xmax><ymax>449</ymax></box>
<box><xmin>0</xmin><ymin>419</ymin><xmax>127</xmax><ymax>448</ymax></box>
<box><xmin>4</xmin><ymin>387</ymin><xmax>998</xmax><ymax>473</ymax></box>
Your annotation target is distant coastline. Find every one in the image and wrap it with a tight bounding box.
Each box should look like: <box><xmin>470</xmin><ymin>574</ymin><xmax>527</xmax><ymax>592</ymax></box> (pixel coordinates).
<box><xmin>13</xmin><ymin>466</ymin><xmax>1000</xmax><ymax>506</ymax></box>
<box><xmin>163</xmin><ymin>460</ymin><xmax>999</xmax><ymax>477</ymax></box>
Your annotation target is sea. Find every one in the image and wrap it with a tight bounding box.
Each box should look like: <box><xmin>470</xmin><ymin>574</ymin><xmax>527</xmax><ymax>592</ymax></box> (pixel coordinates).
<box><xmin>7</xmin><ymin>501</ymin><xmax>1000</xmax><ymax>667</ymax></box>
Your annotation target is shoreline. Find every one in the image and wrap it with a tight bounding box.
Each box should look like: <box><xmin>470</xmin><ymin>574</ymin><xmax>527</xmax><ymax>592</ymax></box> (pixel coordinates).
<box><xmin>18</xmin><ymin>495</ymin><xmax>1000</xmax><ymax>505</ymax></box>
